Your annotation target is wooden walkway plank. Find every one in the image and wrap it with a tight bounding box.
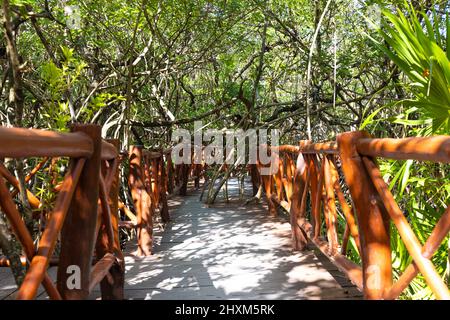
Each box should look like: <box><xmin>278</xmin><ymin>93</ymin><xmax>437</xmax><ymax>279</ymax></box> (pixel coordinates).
<box><xmin>0</xmin><ymin>179</ymin><xmax>362</xmax><ymax>300</ymax></box>
<box><xmin>120</xmin><ymin>180</ymin><xmax>362</xmax><ymax>300</ymax></box>
<box><xmin>0</xmin><ymin>268</ymin><xmax>19</xmax><ymax>299</ymax></box>
<box><xmin>0</xmin><ymin>267</ymin><xmax>58</xmax><ymax>300</ymax></box>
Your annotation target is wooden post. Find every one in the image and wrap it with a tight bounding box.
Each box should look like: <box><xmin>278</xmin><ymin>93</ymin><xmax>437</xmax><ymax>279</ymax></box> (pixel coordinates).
<box><xmin>323</xmin><ymin>155</ymin><xmax>339</xmax><ymax>255</ymax></box>
<box><xmin>98</xmin><ymin>139</ymin><xmax>124</xmax><ymax>299</ymax></box>
<box><xmin>341</xmin><ymin>224</ymin><xmax>351</xmax><ymax>255</ymax></box>
<box><xmin>289</xmin><ymin>141</ymin><xmax>309</xmax><ymax>250</ymax></box>
<box><xmin>145</xmin><ymin>156</ymin><xmax>157</xmax><ymax>215</ymax></box>
<box><xmin>312</xmin><ymin>155</ymin><xmax>324</xmax><ymax>239</ymax></box>
<box><xmin>249</xmin><ymin>164</ymin><xmax>260</xmax><ymax>196</ymax></box>
<box><xmin>167</xmin><ymin>153</ymin><xmax>174</xmax><ymax>194</ymax></box>
<box><xmin>151</xmin><ymin>157</ymin><xmax>160</xmax><ymax>207</ymax></box>
<box><xmin>338</xmin><ymin>131</ymin><xmax>392</xmax><ymax>299</ymax></box>
<box><xmin>260</xmin><ymin>164</ymin><xmax>276</xmax><ymax>216</ymax></box>
<box><xmin>57</xmin><ymin>124</ymin><xmax>101</xmax><ymax>299</ymax></box>
<box><xmin>143</xmin><ymin>155</ymin><xmax>152</xmax><ymax>194</ymax></box>
<box><xmin>331</xmin><ymin>157</ymin><xmax>361</xmax><ymax>254</ymax></box>
<box><xmin>179</xmin><ymin>164</ymin><xmax>189</xmax><ymax>196</ymax></box>
<box><xmin>287</xmin><ymin>154</ymin><xmax>296</xmax><ymax>179</ymax></box>
<box><xmin>193</xmin><ymin>164</ymin><xmax>201</xmax><ymax>189</ymax></box>
<box><xmin>128</xmin><ymin>146</ymin><xmax>153</xmax><ymax>256</ymax></box>
<box><xmin>159</xmin><ymin>155</ymin><xmax>170</xmax><ymax>223</ymax></box>
<box><xmin>284</xmin><ymin>155</ymin><xmax>294</xmax><ymax>202</ymax></box>
<box><xmin>272</xmin><ymin>154</ymin><xmax>284</xmax><ymax>202</ymax></box>
<box><xmin>174</xmin><ymin>164</ymin><xmax>181</xmax><ymax>188</ymax></box>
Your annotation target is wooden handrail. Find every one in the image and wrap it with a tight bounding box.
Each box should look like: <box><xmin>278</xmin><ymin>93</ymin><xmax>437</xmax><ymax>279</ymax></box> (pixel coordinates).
<box><xmin>257</xmin><ymin>131</ymin><xmax>450</xmax><ymax>300</ymax></box>
<box><xmin>127</xmin><ymin>145</ymin><xmax>173</xmax><ymax>256</ymax></box>
<box><xmin>142</xmin><ymin>149</ymin><xmax>164</xmax><ymax>159</ymax></box>
<box><xmin>264</xmin><ymin>145</ymin><xmax>300</xmax><ymax>153</ymax></box>
<box><xmin>16</xmin><ymin>159</ymin><xmax>85</xmax><ymax>300</ymax></box>
<box><xmin>0</xmin><ymin>126</ymin><xmax>118</xmax><ymax>160</ymax></box>
<box><xmin>300</xmin><ymin>141</ymin><xmax>338</xmax><ymax>154</ymax></box>
<box><xmin>0</xmin><ymin>127</ymin><xmax>93</xmax><ymax>158</ymax></box>
<box><xmin>362</xmin><ymin>156</ymin><xmax>450</xmax><ymax>299</ymax></box>
<box><xmin>1</xmin><ymin>123</ymin><xmax>447</xmax><ymax>300</ymax></box>
<box><xmin>101</xmin><ymin>140</ymin><xmax>119</xmax><ymax>160</ymax></box>
<box><xmin>356</xmin><ymin>135</ymin><xmax>450</xmax><ymax>163</ymax></box>
<box><xmin>0</xmin><ymin>125</ymin><xmax>124</xmax><ymax>300</ymax></box>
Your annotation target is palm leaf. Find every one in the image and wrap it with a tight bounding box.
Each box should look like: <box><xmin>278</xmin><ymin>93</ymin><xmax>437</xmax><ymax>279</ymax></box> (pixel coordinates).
<box><xmin>373</xmin><ymin>4</ymin><xmax>450</xmax><ymax>134</ymax></box>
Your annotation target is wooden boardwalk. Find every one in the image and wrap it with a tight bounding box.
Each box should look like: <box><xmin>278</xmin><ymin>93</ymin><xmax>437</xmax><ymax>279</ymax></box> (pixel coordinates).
<box><xmin>116</xmin><ymin>181</ymin><xmax>362</xmax><ymax>300</ymax></box>
<box><xmin>0</xmin><ymin>180</ymin><xmax>361</xmax><ymax>300</ymax></box>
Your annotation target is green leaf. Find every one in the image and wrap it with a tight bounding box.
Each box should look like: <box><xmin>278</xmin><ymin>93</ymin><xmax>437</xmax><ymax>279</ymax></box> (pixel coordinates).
<box><xmin>447</xmin><ymin>14</ymin><xmax>450</xmax><ymax>61</ymax></box>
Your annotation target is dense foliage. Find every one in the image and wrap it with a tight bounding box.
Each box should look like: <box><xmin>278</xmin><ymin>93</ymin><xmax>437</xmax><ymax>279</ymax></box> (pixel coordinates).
<box><xmin>0</xmin><ymin>0</ymin><xmax>449</xmax><ymax>299</ymax></box>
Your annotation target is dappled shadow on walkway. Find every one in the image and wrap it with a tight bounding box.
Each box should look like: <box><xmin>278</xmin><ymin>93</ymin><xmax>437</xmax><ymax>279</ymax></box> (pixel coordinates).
<box><xmin>118</xmin><ymin>179</ymin><xmax>362</xmax><ymax>300</ymax></box>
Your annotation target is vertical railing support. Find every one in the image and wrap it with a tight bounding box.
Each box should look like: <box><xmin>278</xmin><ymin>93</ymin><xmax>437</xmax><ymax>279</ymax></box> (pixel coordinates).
<box><xmin>284</xmin><ymin>155</ymin><xmax>294</xmax><ymax>202</ymax></box>
<box><xmin>57</xmin><ymin>124</ymin><xmax>101</xmax><ymax>299</ymax></box>
<box><xmin>289</xmin><ymin>140</ymin><xmax>309</xmax><ymax>250</ymax></box>
<box><xmin>193</xmin><ymin>164</ymin><xmax>201</xmax><ymax>189</ymax></box>
<box><xmin>98</xmin><ymin>139</ymin><xmax>124</xmax><ymax>299</ymax></box>
<box><xmin>260</xmin><ymin>166</ymin><xmax>276</xmax><ymax>216</ymax></box>
<box><xmin>128</xmin><ymin>145</ymin><xmax>153</xmax><ymax>256</ymax></box>
<box><xmin>174</xmin><ymin>164</ymin><xmax>181</xmax><ymax>189</ymax></box>
<box><xmin>311</xmin><ymin>155</ymin><xmax>323</xmax><ymax>239</ymax></box>
<box><xmin>338</xmin><ymin>131</ymin><xmax>392</xmax><ymax>299</ymax></box>
<box><xmin>249</xmin><ymin>164</ymin><xmax>260</xmax><ymax>196</ymax></box>
<box><xmin>151</xmin><ymin>157</ymin><xmax>160</xmax><ymax>207</ymax></box>
<box><xmin>159</xmin><ymin>154</ymin><xmax>170</xmax><ymax>222</ymax></box>
<box><xmin>167</xmin><ymin>153</ymin><xmax>174</xmax><ymax>194</ymax></box>
<box><xmin>179</xmin><ymin>164</ymin><xmax>189</xmax><ymax>196</ymax></box>
<box><xmin>143</xmin><ymin>155</ymin><xmax>152</xmax><ymax>195</ymax></box>
<box><xmin>273</xmin><ymin>154</ymin><xmax>284</xmax><ymax>202</ymax></box>
<box><xmin>323</xmin><ymin>155</ymin><xmax>339</xmax><ymax>254</ymax></box>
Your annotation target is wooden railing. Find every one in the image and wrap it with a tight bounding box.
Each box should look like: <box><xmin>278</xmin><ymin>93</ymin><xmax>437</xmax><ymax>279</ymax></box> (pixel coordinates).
<box><xmin>257</xmin><ymin>131</ymin><xmax>450</xmax><ymax>300</ymax></box>
<box><xmin>0</xmin><ymin>124</ymin><xmax>124</xmax><ymax>300</ymax></box>
<box><xmin>1</xmin><ymin>124</ymin><xmax>447</xmax><ymax>300</ymax></box>
<box><xmin>124</xmin><ymin>145</ymin><xmax>206</xmax><ymax>256</ymax></box>
<box><xmin>126</xmin><ymin>146</ymin><xmax>174</xmax><ymax>256</ymax></box>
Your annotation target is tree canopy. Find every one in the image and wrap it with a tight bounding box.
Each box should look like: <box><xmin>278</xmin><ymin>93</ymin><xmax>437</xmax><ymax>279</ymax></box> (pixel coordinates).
<box><xmin>1</xmin><ymin>0</ymin><xmax>449</xmax><ymax>299</ymax></box>
<box><xmin>2</xmin><ymin>0</ymin><xmax>429</xmax><ymax>143</ymax></box>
